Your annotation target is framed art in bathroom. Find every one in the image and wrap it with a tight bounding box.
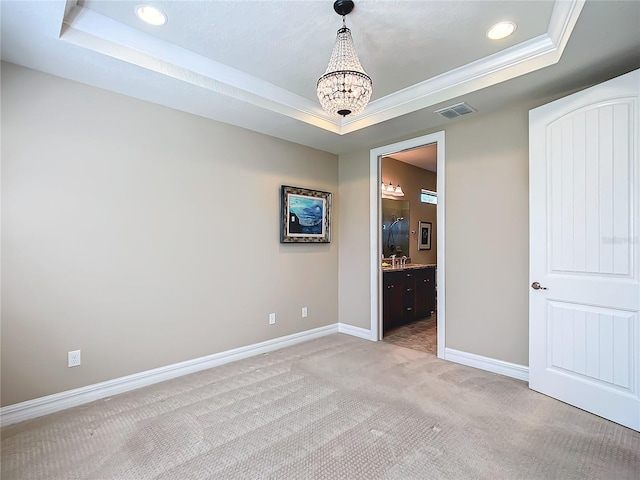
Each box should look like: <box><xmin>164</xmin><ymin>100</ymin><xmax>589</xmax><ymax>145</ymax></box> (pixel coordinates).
<box><xmin>418</xmin><ymin>221</ymin><xmax>432</xmax><ymax>250</ymax></box>
<box><xmin>280</xmin><ymin>185</ymin><xmax>332</xmax><ymax>243</ymax></box>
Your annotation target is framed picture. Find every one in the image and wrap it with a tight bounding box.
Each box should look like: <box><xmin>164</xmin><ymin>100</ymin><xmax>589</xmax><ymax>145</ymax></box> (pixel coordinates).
<box><xmin>280</xmin><ymin>185</ymin><xmax>332</xmax><ymax>243</ymax></box>
<box><xmin>418</xmin><ymin>221</ymin><xmax>432</xmax><ymax>250</ymax></box>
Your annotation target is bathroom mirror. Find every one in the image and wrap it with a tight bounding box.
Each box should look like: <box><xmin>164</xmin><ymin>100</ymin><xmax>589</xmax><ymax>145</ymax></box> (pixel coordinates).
<box><xmin>382</xmin><ymin>198</ymin><xmax>409</xmax><ymax>258</ymax></box>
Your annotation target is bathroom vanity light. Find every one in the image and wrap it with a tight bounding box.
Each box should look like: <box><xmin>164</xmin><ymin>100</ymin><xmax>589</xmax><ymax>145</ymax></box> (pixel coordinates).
<box><xmin>392</xmin><ymin>184</ymin><xmax>405</xmax><ymax>196</ymax></box>
<box><xmin>381</xmin><ymin>182</ymin><xmax>405</xmax><ymax>197</ymax></box>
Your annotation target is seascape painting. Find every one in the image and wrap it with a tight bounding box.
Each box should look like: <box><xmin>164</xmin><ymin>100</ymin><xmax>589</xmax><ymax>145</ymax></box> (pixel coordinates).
<box><xmin>280</xmin><ymin>185</ymin><xmax>332</xmax><ymax>243</ymax></box>
<box><xmin>288</xmin><ymin>194</ymin><xmax>325</xmax><ymax>235</ymax></box>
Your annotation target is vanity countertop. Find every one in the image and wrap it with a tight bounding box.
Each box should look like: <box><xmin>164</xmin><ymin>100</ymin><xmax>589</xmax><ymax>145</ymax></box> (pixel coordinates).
<box><xmin>382</xmin><ymin>263</ymin><xmax>436</xmax><ymax>272</ymax></box>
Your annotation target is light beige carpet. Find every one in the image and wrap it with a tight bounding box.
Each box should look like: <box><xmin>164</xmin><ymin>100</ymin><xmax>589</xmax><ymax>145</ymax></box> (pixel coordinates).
<box><xmin>2</xmin><ymin>334</ymin><xmax>639</xmax><ymax>479</ymax></box>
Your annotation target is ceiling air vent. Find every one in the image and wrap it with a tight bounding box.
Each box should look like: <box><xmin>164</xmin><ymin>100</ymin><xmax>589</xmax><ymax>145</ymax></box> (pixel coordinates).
<box><xmin>434</xmin><ymin>102</ymin><xmax>476</xmax><ymax>119</ymax></box>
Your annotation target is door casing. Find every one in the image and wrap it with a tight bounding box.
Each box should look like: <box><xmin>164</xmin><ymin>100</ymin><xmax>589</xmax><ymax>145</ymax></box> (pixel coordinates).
<box><xmin>369</xmin><ymin>131</ymin><xmax>446</xmax><ymax>358</ymax></box>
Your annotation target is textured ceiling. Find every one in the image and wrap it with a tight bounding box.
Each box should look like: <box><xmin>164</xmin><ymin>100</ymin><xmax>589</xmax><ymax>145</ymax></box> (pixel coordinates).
<box><xmin>1</xmin><ymin>0</ymin><xmax>639</xmax><ymax>156</ymax></box>
<box><xmin>82</xmin><ymin>0</ymin><xmax>555</xmax><ymax>100</ymax></box>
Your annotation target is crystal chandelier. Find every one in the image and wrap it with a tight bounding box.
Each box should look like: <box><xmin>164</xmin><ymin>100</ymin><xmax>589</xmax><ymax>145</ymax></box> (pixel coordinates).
<box><xmin>317</xmin><ymin>0</ymin><xmax>372</xmax><ymax>117</ymax></box>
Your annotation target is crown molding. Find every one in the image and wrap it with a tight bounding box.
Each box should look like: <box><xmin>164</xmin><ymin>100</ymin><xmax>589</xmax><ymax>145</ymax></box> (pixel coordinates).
<box><xmin>61</xmin><ymin>5</ymin><xmax>342</xmax><ymax>133</ymax></box>
<box><xmin>342</xmin><ymin>0</ymin><xmax>585</xmax><ymax>133</ymax></box>
<box><xmin>60</xmin><ymin>0</ymin><xmax>585</xmax><ymax>136</ymax></box>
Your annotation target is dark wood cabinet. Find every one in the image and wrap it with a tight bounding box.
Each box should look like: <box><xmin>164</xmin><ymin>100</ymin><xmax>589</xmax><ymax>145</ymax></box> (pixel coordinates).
<box><xmin>414</xmin><ymin>267</ymin><xmax>436</xmax><ymax>319</ymax></box>
<box><xmin>383</xmin><ymin>266</ymin><xmax>436</xmax><ymax>331</ymax></box>
<box><xmin>402</xmin><ymin>270</ymin><xmax>416</xmax><ymax>322</ymax></box>
<box><xmin>383</xmin><ymin>271</ymin><xmax>404</xmax><ymax>330</ymax></box>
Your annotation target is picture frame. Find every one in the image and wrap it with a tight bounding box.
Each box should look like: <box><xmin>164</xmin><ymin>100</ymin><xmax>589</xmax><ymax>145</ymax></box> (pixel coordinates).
<box><xmin>280</xmin><ymin>185</ymin><xmax>332</xmax><ymax>243</ymax></box>
<box><xmin>418</xmin><ymin>221</ymin><xmax>432</xmax><ymax>250</ymax></box>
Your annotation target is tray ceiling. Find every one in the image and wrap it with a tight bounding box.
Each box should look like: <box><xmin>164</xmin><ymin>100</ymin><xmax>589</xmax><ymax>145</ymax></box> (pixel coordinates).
<box><xmin>1</xmin><ymin>1</ymin><xmax>639</xmax><ymax>154</ymax></box>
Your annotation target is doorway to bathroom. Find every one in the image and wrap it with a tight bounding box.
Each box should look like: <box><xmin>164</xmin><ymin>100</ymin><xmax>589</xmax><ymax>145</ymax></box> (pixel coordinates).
<box><xmin>381</xmin><ymin>148</ymin><xmax>438</xmax><ymax>355</ymax></box>
<box><xmin>369</xmin><ymin>132</ymin><xmax>445</xmax><ymax>359</ymax></box>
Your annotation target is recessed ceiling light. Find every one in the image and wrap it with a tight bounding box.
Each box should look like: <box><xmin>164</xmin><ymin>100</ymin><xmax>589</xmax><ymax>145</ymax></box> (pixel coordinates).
<box><xmin>487</xmin><ymin>21</ymin><xmax>517</xmax><ymax>40</ymax></box>
<box><xmin>135</xmin><ymin>5</ymin><xmax>167</xmax><ymax>26</ymax></box>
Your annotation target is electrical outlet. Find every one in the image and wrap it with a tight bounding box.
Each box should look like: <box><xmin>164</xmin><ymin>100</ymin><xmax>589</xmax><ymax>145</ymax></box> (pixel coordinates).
<box><xmin>269</xmin><ymin>313</ymin><xmax>276</xmax><ymax>325</ymax></box>
<box><xmin>68</xmin><ymin>350</ymin><xmax>81</xmax><ymax>367</ymax></box>
<box><xmin>302</xmin><ymin>307</ymin><xmax>308</xmax><ymax>318</ymax></box>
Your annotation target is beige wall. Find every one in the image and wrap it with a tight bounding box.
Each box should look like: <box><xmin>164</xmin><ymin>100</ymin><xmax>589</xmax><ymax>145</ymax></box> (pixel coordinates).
<box><xmin>444</xmin><ymin>106</ymin><xmax>529</xmax><ymax>365</ymax></box>
<box><xmin>338</xmin><ymin>103</ymin><xmax>534</xmax><ymax>366</ymax></box>
<box><xmin>1</xmin><ymin>60</ymin><xmax>563</xmax><ymax>408</ymax></box>
<box><xmin>382</xmin><ymin>157</ymin><xmax>437</xmax><ymax>265</ymax></box>
<box><xmin>337</xmin><ymin>151</ymin><xmax>372</xmax><ymax>330</ymax></box>
<box><xmin>1</xmin><ymin>63</ymin><xmax>339</xmax><ymax>406</ymax></box>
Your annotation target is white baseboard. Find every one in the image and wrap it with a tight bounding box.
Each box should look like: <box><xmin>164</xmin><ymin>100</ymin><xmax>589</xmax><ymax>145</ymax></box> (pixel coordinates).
<box><xmin>338</xmin><ymin>323</ymin><xmax>374</xmax><ymax>340</ymax></box>
<box><xmin>0</xmin><ymin>324</ymin><xmax>339</xmax><ymax>427</ymax></box>
<box><xmin>444</xmin><ymin>347</ymin><xmax>529</xmax><ymax>382</ymax></box>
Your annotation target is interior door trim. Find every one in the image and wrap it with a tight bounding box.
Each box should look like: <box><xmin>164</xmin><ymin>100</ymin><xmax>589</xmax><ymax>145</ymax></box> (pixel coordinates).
<box><xmin>369</xmin><ymin>131</ymin><xmax>446</xmax><ymax>358</ymax></box>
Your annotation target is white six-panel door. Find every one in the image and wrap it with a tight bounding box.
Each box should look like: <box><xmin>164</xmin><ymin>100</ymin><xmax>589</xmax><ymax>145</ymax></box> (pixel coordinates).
<box><xmin>529</xmin><ymin>69</ymin><xmax>639</xmax><ymax>431</ymax></box>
